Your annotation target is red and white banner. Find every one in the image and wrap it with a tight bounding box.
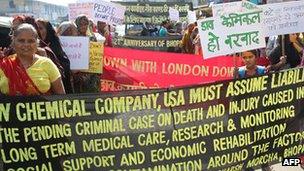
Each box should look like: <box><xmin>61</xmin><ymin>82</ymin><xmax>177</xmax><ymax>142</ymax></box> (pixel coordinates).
<box><xmin>101</xmin><ymin>47</ymin><xmax>269</xmax><ymax>91</ymax></box>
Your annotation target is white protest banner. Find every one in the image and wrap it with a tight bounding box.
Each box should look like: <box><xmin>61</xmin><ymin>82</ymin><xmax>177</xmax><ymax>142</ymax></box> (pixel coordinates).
<box><xmin>188</xmin><ymin>11</ymin><xmax>197</xmax><ymax>23</ymax></box>
<box><xmin>198</xmin><ymin>10</ymin><xmax>266</xmax><ymax>59</ymax></box>
<box><xmin>59</xmin><ymin>36</ymin><xmax>90</xmax><ymax>70</ymax></box>
<box><xmin>93</xmin><ymin>1</ymin><xmax>126</xmax><ymax>25</ymax></box>
<box><xmin>169</xmin><ymin>7</ymin><xmax>180</xmax><ymax>22</ymax></box>
<box><xmin>68</xmin><ymin>3</ymin><xmax>94</xmax><ymax>21</ymax></box>
<box><xmin>212</xmin><ymin>1</ymin><xmax>259</xmax><ymax>17</ymax></box>
<box><xmin>212</xmin><ymin>1</ymin><xmax>241</xmax><ymax>17</ymax></box>
<box><xmin>260</xmin><ymin>1</ymin><xmax>304</xmax><ymax>37</ymax></box>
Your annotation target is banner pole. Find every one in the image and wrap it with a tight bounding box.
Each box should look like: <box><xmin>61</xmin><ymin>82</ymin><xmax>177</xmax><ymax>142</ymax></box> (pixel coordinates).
<box><xmin>282</xmin><ymin>35</ymin><xmax>285</xmax><ymax>56</ymax></box>
<box><xmin>233</xmin><ymin>53</ymin><xmax>237</xmax><ymax>79</ymax></box>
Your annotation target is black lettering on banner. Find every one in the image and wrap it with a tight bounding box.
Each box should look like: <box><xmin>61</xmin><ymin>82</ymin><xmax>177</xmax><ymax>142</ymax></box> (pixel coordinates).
<box><xmin>0</xmin><ymin>68</ymin><xmax>304</xmax><ymax>170</ymax></box>
<box><xmin>114</xmin><ymin>35</ymin><xmax>183</xmax><ymax>52</ymax></box>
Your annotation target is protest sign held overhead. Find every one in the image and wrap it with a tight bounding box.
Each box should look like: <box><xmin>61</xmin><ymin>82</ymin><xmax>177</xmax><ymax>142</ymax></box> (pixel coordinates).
<box><xmin>188</xmin><ymin>11</ymin><xmax>197</xmax><ymax>24</ymax></box>
<box><xmin>1</xmin><ymin>67</ymin><xmax>304</xmax><ymax>170</ymax></box>
<box><xmin>169</xmin><ymin>7</ymin><xmax>180</xmax><ymax>22</ymax></box>
<box><xmin>68</xmin><ymin>0</ymin><xmax>125</xmax><ymax>25</ymax></box>
<box><xmin>59</xmin><ymin>36</ymin><xmax>90</xmax><ymax>70</ymax></box>
<box><xmin>198</xmin><ymin>9</ymin><xmax>266</xmax><ymax>59</ymax></box>
<box><xmin>212</xmin><ymin>1</ymin><xmax>259</xmax><ymax>17</ymax></box>
<box><xmin>68</xmin><ymin>2</ymin><xmax>94</xmax><ymax>21</ymax></box>
<box><xmin>93</xmin><ymin>0</ymin><xmax>126</xmax><ymax>25</ymax></box>
<box><xmin>260</xmin><ymin>1</ymin><xmax>304</xmax><ymax>37</ymax></box>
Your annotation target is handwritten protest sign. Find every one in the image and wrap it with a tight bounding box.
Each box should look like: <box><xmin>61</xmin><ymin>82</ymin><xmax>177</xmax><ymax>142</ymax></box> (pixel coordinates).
<box><xmin>85</xmin><ymin>42</ymin><xmax>103</xmax><ymax>73</ymax></box>
<box><xmin>260</xmin><ymin>1</ymin><xmax>304</xmax><ymax>37</ymax></box>
<box><xmin>169</xmin><ymin>7</ymin><xmax>180</xmax><ymax>22</ymax></box>
<box><xmin>59</xmin><ymin>36</ymin><xmax>90</xmax><ymax>70</ymax></box>
<box><xmin>198</xmin><ymin>10</ymin><xmax>266</xmax><ymax>59</ymax></box>
<box><xmin>188</xmin><ymin>11</ymin><xmax>197</xmax><ymax>23</ymax></box>
<box><xmin>68</xmin><ymin>2</ymin><xmax>94</xmax><ymax>21</ymax></box>
<box><xmin>212</xmin><ymin>1</ymin><xmax>259</xmax><ymax>17</ymax></box>
<box><xmin>93</xmin><ymin>0</ymin><xmax>126</xmax><ymax>25</ymax></box>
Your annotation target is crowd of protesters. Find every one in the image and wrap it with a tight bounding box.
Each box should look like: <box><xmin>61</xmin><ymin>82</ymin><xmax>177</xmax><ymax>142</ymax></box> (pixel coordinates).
<box><xmin>137</xmin><ymin>16</ymin><xmax>304</xmax><ymax>78</ymax></box>
<box><xmin>0</xmin><ymin>7</ymin><xmax>304</xmax><ymax>171</ymax></box>
<box><xmin>0</xmin><ymin>12</ymin><xmax>304</xmax><ymax>97</ymax></box>
<box><xmin>0</xmin><ymin>14</ymin><xmax>115</xmax><ymax>96</ymax></box>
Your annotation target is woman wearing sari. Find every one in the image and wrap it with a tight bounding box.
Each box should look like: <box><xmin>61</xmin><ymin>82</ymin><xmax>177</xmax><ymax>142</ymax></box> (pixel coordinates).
<box><xmin>0</xmin><ymin>23</ymin><xmax>65</xmax><ymax>95</ymax></box>
<box><xmin>57</xmin><ymin>21</ymin><xmax>78</xmax><ymax>36</ymax></box>
<box><xmin>72</xmin><ymin>14</ymin><xmax>101</xmax><ymax>93</ymax></box>
<box><xmin>36</xmin><ymin>19</ymin><xmax>73</xmax><ymax>94</ymax></box>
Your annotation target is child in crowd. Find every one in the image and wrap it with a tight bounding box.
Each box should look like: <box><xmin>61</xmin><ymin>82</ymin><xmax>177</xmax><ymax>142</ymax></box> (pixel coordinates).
<box><xmin>234</xmin><ymin>50</ymin><xmax>266</xmax><ymax>79</ymax></box>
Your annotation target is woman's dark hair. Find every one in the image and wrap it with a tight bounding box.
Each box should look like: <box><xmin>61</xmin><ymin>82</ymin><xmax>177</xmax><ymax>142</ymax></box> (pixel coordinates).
<box><xmin>75</xmin><ymin>14</ymin><xmax>89</xmax><ymax>35</ymax></box>
<box><xmin>248</xmin><ymin>49</ymin><xmax>258</xmax><ymax>57</ymax></box>
<box><xmin>37</xmin><ymin>19</ymin><xmax>73</xmax><ymax>93</ymax></box>
<box><xmin>161</xmin><ymin>20</ymin><xmax>168</xmax><ymax>26</ymax></box>
<box><xmin>241</xmin><ymin>49</ymin><xmax>259</xmax><ymax>58</ymax></box>
<box><xmin>37</xmin><ymin>19</ymin><xmax>67</xmax><ymax>60</ymax></box>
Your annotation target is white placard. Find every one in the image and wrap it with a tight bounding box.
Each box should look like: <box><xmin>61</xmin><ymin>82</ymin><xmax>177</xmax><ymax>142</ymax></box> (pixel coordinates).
<box><xmin>68</xmin><ymin>3</ymin><xmax>94</xmax><ymax>21</ymax></box>
<box><xmin>260</xmin><ymin>1</ymin><xmax>304</xmax><ymax>37</ymax></box>
<box><xmin>169</xmin><ymin>7</ymin><xmax>180</xmax><ymax>22</ymax></box>
<box><xmin>198</xmin><ymin>10</ymin><xmax>266</xmax><ymax>59</ymax></box>
<box><xmin>212</xmin><ymin>1</ymin><xmax>259</xmax><ymax>17</ymax></box>
<box><xmin>59</xmin><ymin>36</ymin><xmax>90</xmax><ymax>70</ymax></box>
<box><xmin>188</xmin><ymin>11</ymin><xmax>197</xmax><ymax>23</ymax></box>
<box><xmin>93</xmin><ymin>1</ymin><xmax>126</xmax><ymax>25</ymax></box>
